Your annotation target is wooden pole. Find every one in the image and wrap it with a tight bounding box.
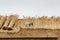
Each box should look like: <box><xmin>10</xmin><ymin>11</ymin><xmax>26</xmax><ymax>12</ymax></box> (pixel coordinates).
<box><xmin>2</xmin><ymin>15</ymin><xmax>12</xmax><ymax>30</ymax></box>
<box><xmin>0</xmin><ymin>16</ymin><xmax>6</xmax><ymax>29</ymax></box>
<box><xmin>7</xmin><ymin>15</ymin><xmax>18</xmax><ymax>30</ymax></box>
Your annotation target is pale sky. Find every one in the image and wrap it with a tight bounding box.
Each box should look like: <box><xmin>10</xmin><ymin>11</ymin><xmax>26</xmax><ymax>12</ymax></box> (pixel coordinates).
<box><xmin>0</xmin><ymin>0</ymin><xmax>60</xmax><ymax>18</ymax></box>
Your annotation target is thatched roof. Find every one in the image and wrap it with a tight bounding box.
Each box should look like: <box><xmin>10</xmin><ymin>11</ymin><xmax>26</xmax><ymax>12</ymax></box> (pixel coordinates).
<box><xmin>0</xmin><ymin>15</ymin><xmax>60</xmax><ymax>32</ymax></box>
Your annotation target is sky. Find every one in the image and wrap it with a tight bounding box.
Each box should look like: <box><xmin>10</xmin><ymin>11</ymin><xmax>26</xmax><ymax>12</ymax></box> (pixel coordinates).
<box><xmin>0</xmin><ymin>0</ymin><xmax>60</xmax><ymax>18</ymax></box>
